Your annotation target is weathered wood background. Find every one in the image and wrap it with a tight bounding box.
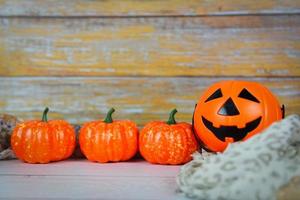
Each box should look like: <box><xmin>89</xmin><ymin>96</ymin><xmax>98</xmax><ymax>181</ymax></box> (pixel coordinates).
<box><xmin>0</xmin><ymin>0</ymin><xmax>299</xmax><ymax>125</ymax></box>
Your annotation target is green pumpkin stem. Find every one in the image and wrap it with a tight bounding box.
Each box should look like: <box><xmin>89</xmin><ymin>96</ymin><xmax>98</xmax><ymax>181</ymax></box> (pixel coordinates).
<box><xmin>166</xmin><ymin>109</ymin><xmax>177</xmax><ymax>125</ymax></box>
<box><xmin>104</xmin><ymin>108</ymin><xmax>115</xmax><ymax>123</ymax></box>
<box><xmin>42</xmin><ymin>107</ymin><xmax>49</xmax><ymax>122</ymax></box>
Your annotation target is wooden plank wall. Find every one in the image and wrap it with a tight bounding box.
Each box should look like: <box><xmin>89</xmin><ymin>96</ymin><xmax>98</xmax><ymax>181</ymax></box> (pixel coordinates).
<box><xmin>0</xmin><ymin>0</ymin><xmax>299</xmax><ymax>125</ymax></box>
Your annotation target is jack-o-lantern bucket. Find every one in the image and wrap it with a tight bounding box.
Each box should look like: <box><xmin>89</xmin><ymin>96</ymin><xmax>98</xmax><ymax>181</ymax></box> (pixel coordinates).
<box><xmin>193</xmin><ymin>80</ymin><xmax>284</xmax><ymax>152</ymax></box>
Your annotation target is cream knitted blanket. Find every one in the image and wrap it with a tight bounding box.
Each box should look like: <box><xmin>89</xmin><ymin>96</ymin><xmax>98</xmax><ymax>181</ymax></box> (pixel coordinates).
<box><xmin>177</xmin><ymin>115</ymin><xmax>300</xmax><ymax>200</ymax></box>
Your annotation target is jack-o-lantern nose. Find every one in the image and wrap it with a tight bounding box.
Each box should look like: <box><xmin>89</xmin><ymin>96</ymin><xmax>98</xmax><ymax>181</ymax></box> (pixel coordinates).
<box><xmin>218</xmin><ymin>98</ymin><xmax>240</xmax><ymax>116</ymax></box>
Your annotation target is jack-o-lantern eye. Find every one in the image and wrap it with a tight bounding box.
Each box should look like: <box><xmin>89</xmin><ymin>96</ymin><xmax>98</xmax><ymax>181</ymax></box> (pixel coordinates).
<box><xmin>205</xmin><ymin>89</ymin><xmax>223</xmax><ymax>102</ymax></box>
<box><xmin>238</xmin><ymin>88</ymin><xmax>260</xmax><ymax>103</ymax></box>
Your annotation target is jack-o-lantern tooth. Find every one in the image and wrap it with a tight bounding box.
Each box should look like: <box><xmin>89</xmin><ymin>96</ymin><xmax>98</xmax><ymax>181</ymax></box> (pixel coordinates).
<box><xmin>212</xmin><ymin>122</ymin><xmax>220</xmax><ymax>128</ymax></box>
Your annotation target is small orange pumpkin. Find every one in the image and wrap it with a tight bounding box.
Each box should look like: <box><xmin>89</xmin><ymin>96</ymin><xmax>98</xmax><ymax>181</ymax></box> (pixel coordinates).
<box><xmin>11</xmin><ymin>107</ymin><xmax>76</xmax><ymax>164</ymax></box>
<box><xmin>139</xmin><ymin>109</ymin><xmax>198</xmax><ymax>165</ymax></box>
<box><xmin>79</xmin><ymin>108</ymin><xmax>138</xmax><ymax>163</ymax></box>
<box><xmin>193</xmin><ymin>80</ymin><xmax>284</xmax><ymax>152</ymax></box>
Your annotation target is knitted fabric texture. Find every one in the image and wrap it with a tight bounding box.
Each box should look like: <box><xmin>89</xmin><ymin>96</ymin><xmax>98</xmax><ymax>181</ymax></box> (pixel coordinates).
<box><xmin>177</xmin><ymin>114</ymin><xmax>300</xmax><ymax>200</ymax></box>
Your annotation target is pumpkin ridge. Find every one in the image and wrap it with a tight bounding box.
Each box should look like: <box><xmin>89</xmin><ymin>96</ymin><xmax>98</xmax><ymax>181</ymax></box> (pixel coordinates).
<box><xmin>157</xmin><ymin>124</ymin><xmax>168</xmax><ymax>164</ymax></box>
<box><xmin>41</xmin><ymin>124</ymin><xmax>52</xmax><ymax>163</ymax></box>
<box><xmin>147</xmin><ymin>123</ymin><xmax>161</xmax><ymax>163</ymax></box>
<box><xmin>119</xmin><ymin>123</ymin><xmax>127</xmax><ymax>161</ymax></box>
<box><xmin>167</xmin><ymin>126</ymin><xmax>177</xmax><ymax>164</ymax></box>
<box><xmin>148</xmin><ymin>124</ymin><xmax>159</xmax><ymax>164</ymax></box>
<box><xmin>29</xmin><ymin>125</ymin><xmax>39</xmax><ymax>163</ymax></box>
<box><xmin>25</xmin><ymin>124</ymin><xmax>36</xmax><ymax>163</ymax></box>
<box><xmin>88</xmin><ymin>123</ymin><xmax>95</xmax><ymax>162</ymax></box>
<box><xmin>90</xmin><ymin>122</ymin><xmax>99</xmax><ymax>161</ymax></box>
<box><xmin>98</xmin><ymin>122</ymin><xmax>108</xmax><ymax>162</ymax></box>
<box><xmin>48</xmin><ymin>123</ymin><xmax>56</xmax><ymax>161</ymax></box>
<box><xmin>107</xmin><ymin>123</ymin><xmax>115</xmax><ymax>162</ymax></box>
<box><xmin>62</xmin><ymin>123</ymin><xmax>76</xmax><ymax>160</ymax></box>
<box><xmin>176</xmin><ymin>125</ymin><xmax>189</xmax><ymax>164</ymax></box>
<box><xmin>112</xmin><ymin>123</ymin><xmax>121</xmax><ymax>162</ymax></box>
<box><xmin>120</xmin><ymin>121</ymin><xmax>137</xmax><ymax>161</ymax></box>
<box><xmin>87</xmin><ymin>125</ymin><xmax>95</xmax><ymax>161</ymax></box>
<box><xmin>32</xmin><ymin>124</ymin><xmax>42</xmax><ymax>163</ymax></box>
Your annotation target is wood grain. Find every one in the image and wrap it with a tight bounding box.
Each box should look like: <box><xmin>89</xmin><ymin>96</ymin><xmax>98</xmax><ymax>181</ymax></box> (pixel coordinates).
<box><xmin>0</xmin><ymin>176</ymin><xmax>179</xmax><ymax>200</ymax></box>
<box><xmin>0</xmin><ymin>77</ymin><xmax>299</xmax><ymax>125</ymax></box>
<box><xmin>1</xmin><ymin>15</ymin><xmax>300</xmax><ymax>77</ymax></box>
<box><xmin>0</xmin><ymin>160</ymin><xmax>182</xmax><ymax>200</ymax></box>
<box><xmin>0</xmin><ymin>159</ymin><xmax>180</xmax><ymax>177</ymax></box>
<box><xmin>0</xmin><ymin>0</ymin><xmax>299</xmax><ymax>16</ymax></box>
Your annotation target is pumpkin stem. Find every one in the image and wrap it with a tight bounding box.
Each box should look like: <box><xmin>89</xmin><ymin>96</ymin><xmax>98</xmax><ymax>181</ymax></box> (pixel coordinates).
<box><xmin>42</xmin><ymin>107</ymin><xmax>49</xmax><ymax>122</ymax></box>
<box><xmin>104</xmin><ymin>108</ymin><xmax>115</xmax><ymax>123</ymax></box>
<box><xmin>166</xmin><ymin>109</ymin><xmax>177</xmax><ymax>125</ymax></box>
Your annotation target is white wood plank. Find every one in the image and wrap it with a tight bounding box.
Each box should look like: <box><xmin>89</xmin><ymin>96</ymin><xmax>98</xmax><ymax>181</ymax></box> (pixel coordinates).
<box><xmin>0</xmin><ymin>160</ymin><xmax>186</xmax><ymax>200</ymax></box>
<box><xmin>0</xmin><ymin>160</ymin><xmax>180</xmax><ymax>177</ymax></box>
<box><xmin>0</xmin><ymin>176</ymin><xmax>186</xmax><ymax>200</ymax></box>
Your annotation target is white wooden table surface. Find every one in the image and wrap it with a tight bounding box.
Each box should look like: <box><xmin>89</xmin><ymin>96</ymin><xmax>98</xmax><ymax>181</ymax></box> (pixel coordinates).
<box><xmin>0</xmin><ymin>159</ymin><xmax>189</xmax><ymax>200</ymax></box>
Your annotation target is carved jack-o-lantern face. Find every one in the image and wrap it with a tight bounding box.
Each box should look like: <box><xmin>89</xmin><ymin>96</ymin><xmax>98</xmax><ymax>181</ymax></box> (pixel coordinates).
<box><xmin>193</xmin><ymin>80</ymin><xmax>284</xmax><ymax>152</ymax></box>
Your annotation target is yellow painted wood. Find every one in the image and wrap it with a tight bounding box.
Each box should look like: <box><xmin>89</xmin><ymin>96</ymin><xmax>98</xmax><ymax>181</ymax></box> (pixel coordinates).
<box><xmin>1</xmin><ymin>15</ymin><xmax>299</xmax><ymax>77</ymax></box>
<box><xmin>0</xmin><ymin>0</ymin><xmax>299</xmax><ymax>16</ymax></box>
<box><xmin>0</xmin><ymin>77</ymin><xmax>299</xmax><ymax>126</ymax></box>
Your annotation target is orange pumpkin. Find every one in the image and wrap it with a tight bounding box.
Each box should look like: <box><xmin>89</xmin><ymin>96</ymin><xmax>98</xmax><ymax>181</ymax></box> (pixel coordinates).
<box><xmin>11</xmin><ymin>107</ymin><xmax>76</xmax><ymax>164</ymax></box>
<box><xmin>79</xmin><ymin>108</ymin><xmax>138</xmax><ymax>163</ymax></box>
<box><xmin>193</xmin><ymin>80</ymin><xmax>284</xmax><ymax>152</ymax></box>
<box><xmin>139</xmin><ymin>109</ymin><xmax>198</xmax><ymax>165</ymax></box>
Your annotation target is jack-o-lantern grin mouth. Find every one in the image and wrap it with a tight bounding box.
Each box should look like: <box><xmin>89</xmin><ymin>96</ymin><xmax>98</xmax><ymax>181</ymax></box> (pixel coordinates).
<box><xmin>201</xmin><ymin>116</ymin><xmax>262</xmax><ymax>142</ymax></box>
